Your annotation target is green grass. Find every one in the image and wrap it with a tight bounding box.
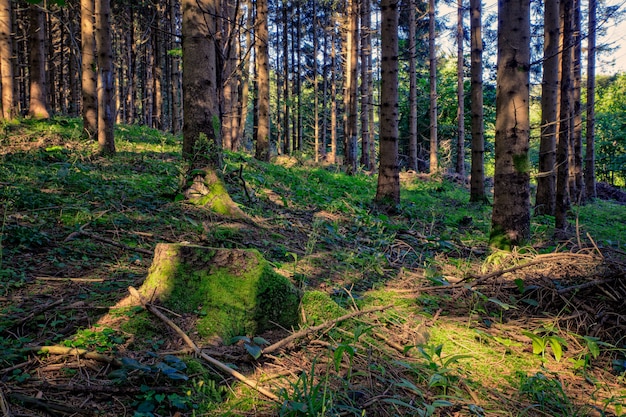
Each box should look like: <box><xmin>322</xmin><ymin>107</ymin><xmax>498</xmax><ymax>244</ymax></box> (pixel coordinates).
<box><xmin>1</xmin><ymin>118</ymin><xmax>625</xmax><ymax>417</ymax></box>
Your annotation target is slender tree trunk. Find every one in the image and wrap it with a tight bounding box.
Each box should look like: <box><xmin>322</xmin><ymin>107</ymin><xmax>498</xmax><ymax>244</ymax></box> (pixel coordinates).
<box><xmin>344</xmin><ymin>0</ymin><xmax>358</xmax><ymax>173</ymax></box>
<box><xmin>170</xmin><ymin>0</ymin><xmax>182</xmax><ymax>133</ymax></box>
<box><xmin>536</xmin><ymin>0</ymin><xmax>559</xmax><ymax>215</ymax></box>
<box><xmin>282</xmin><ymin>0</ymin><xmax>290</xmax><ymax>154</ymax></box>
<box><xmin>28</xmin><ymin>4</ymin><xmax>50</xmax><ymax>119</ymax></box>
<box><xmin>360</xmin><ymin>0</ymin><xmax>372</xmax><ymax>170</ymax></box>
<box><xmin>295</xmin><ymin>1</ymin><xmax>303</xmax><ymax>152</ymax></box>
<box><xmin>556</xmin><ymin>0</ymin><xmax>573</xmax><ymax>231</ymax></box>
<box><xmin>571</xmin><ymin>0</ymin><xmax>584</xmax><ymax>202</ymax></box>
<box><xmin>456</xmin><ymin>0</ymin><xmax>465</xmax><ymax>176</ymax></box>
<box><xmin>330</xmin><ymin>22</ymin><xmax>337</xmax><ymax>164</ymax></box>
<box><xmin>321</xmin><ymin>23</ymin><xmax>328</xmax><ymax>160</ymax></box>
<box><xmin>585</xmin><ymin>0</ymin><xmax>597</xmax><ymax>199</ymax></box>
<box><xmin>469</xmin><ymin>0</ymin><xmax>485</xmax><ymax>202</ymax></box>
<box><xmin>95</xmin><ymin>0</ymin><xmax>115</xmax><ymax>155</ymax></box>
<box><xmin>490</xmin><ymin>0</ymin><xmax>531</xmax><ymax>248</ymax></box>
<box><xmin>313</xmin><ymin>3</ymin><xmax>320</xmax><ymax>162</ymax></box>
<box><xmin>0</xmin><ymin>0</ymin><xmax>15</xmax><ymax>119</ymax></box>
<box><xmin>428</xmin><ymin>0</ymin><xmax>438</xmax><ymax>173</ymax></box>
<box><xmin>255</xmin><ymin>0</ymin><xmax>271</xmax><ymax>161</ymax></box>
<box><xmin>375</xmin><ymin>0</ymin><xmax>400</xmax><ymax>207</ymax></box>
<box><xmin>408</xmin><ymin>0</ymin><xmax>418</xmax><ymax>172</ymax></box>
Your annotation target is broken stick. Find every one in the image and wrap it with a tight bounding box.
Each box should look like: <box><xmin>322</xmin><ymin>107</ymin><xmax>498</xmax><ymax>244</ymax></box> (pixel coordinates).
<box><xmin>127</xmin><ymin>286</ymin><xmax>279</xmax><ymax>403</ymax></box>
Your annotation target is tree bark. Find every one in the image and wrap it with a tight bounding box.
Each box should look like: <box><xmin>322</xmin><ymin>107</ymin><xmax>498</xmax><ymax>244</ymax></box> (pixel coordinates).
<box><xmin>490</xmin><ymin>0</ymin><xmax>531</xmax><ymax>248</ymax></box>
<box><xmin>556</xmin><ymin>0</ymin><xmax>573</xmax><ymax>231</ymax></box>
<box><xmin>570</xmin><ymin>0</ymin><xmax>584</xmax><ymax>202</ymax></box>
<box><xmin>428</xmin><ymin>0</ymin><xmax>438</xmax><ymax>173</ymax></box>
<box><xmin>536</xmin><ymin>0</ymin><xmax>559</xmax><ymax>215</ymax></box>
<box><xmin>585</xmin><ymin>0</ymin><xmax>597</xmax><ymax>199</ymax></box>
<box><xmin>0</xmin><ymin>0</ymin><xmax>15</xmax><ymax>120</ymax></box>
<box><xmin>408</xmin><ymin>0</ymin><xmax>418</xmax><ymax>172</ymax></box>
<box><xmin>95</xmin><ymin>0</ymin><xmax>115</xmax><ymax>155</ymax></box>
<box><xmin>456</xmin><ymin>0</ymin><xmax>465</xmax><ymax>176</ymax></box>
<box><xmin>469</xmin><ymin>0</ymin><xmax>485</xmax><ymax>202</ymax></box>
<box><xmin>255</xmin><ymin>0</ymin><xmax>271</xmax><ymax>161</ymax></box>
<box><xmin>28</xmin><ymin>4</ymin><xmax>50</xmax><ymax>119</ymax></box>
<box><xmin>360</xmin><ymin>0</ymin><xmax>372</xmax><ymax>170</ymax></box>
<box><xmin>375</xmin><ymin>0</ymin><xmax>400</xmax><ymax>207</ymax></box>
<box><xmin>344</xmin><ymin>0</ymin><xmax>358</xmax><ymax>174</ymax></box>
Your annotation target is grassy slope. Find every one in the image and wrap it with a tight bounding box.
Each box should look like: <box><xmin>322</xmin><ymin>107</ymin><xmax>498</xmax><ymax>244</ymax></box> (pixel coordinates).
<box><xmin>1</xmin><ymin>118</ymin><xmax>625</xmax><ymax>416</ymax></box>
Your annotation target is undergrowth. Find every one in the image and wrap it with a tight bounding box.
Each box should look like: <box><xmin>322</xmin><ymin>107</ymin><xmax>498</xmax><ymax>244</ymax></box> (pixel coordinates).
<box><xmin>0</xmin><ymin>119</ymin><xmax>625</xmax><ymax>416</ymax></box>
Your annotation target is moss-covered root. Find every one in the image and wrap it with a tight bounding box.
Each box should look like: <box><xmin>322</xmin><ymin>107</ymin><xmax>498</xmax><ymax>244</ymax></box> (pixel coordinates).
<box><xmin>185</xmin><ymin>168</ymin><xmax>245</xmax><ymax>218</ymax></box>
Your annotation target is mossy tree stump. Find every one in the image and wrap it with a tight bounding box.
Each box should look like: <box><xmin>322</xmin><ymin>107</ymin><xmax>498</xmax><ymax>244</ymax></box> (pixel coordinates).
<box><xmin>139</xmin><ymin>243</ymin><xmax>300</xmax><ymax>342</ymax></box>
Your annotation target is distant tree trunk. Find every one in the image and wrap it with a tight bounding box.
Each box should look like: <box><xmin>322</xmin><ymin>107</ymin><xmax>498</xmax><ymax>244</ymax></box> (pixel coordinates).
<box><xmin>170</xmin><ymin>0</ymin><xmax>182</xmax><ymax>133</ymax></box>
<box><xmin>556</xmin><ymin>0</ymin><xmax>573</xmax><ymax>231</ymax></box>
<box><xmin>255</xmin><ymin>0</ymin><xmax>271</xmax><ymax>162</ymax></box>
<box><xmin>344</xmin><ymin>0</ymin><xmax>358</xmax><ymax>174</ymax></box>
<box><xmin>375</xmin><ymin>0</ymin><xmax>400</xmax><ymax>207</ymax></box>
<box><xmin>490</xmin><ymin>0</ymin><xmax>531</xmax><ymax>248</ymax></box>
<box><xmin>536</xmin><ymin>0</ymin><xmax>559</xmax><ymax>215</ymax></box>
<box><xmin>571</xmin><ymin>0</ymin><xmax>584</xmax><ymax>202</ymax></box>
<box><xmin>221</xmin><ymin>0</ymin><xmax>239</xmax><ymax>151</ymax></box>
<box><xmin>295</xmin><ymin>2</ymin><xmax>303</xmax><ymax>152</ymax></box>
<box><xmin>408</xmin><ymin>0</ymin><xmax>418</xmax><ymax>172</ymax></box>
<box><xmin>456</xmin><ymin>0</ymin><xmax>465</xmax><ymax>176</ymax></box>
<box><xmin>0</xmin><ymin>0</ymin><xmax>15</xmax><ymax>120</ymax></box>
<box><xmin>329</xmin><ymin>24</ymin><xmax>337</xmax><ymax>164</ymax></box>
<box><xmin>428</xmin><ymin>0</ymin><xmax>438</xmax><ymax>173</ymax></box>
<box><xmin>585</xmin><ymin>0</ymin><xmax>597</xmax><ymax>199</ymax></box>
<box><xmin>321</xmin><ymin>24</ymin><xmax>328</xmax><ymax>160</ymax></box>
<box><xmin>28</xmin><ymin>4</ymin><xmax>50</xmax><ymax>119</ymax></box>
<box><xmin>126</xmin><ymin>6</ymin><xmax>136</xmax><ymax>125</ymax></box>
<box><xmin>282</xmin><ymin>0</ymin><xmax>290</xmax><ymax>154</ymax></box>
<box><xmin>469</xmin><ymin>0</ymin><xmax>485</xmax><ymax>202</ymax></box>
<box><xmin>360</xmin><ymin>0</ymin><xmax>372</xmax><ymax>170</ymax></box>
<box><xmin>181</xmin><ymin>0</ymin><xmax>242</xmax><ymax>217</ymax></box>
<box><xmin>95</xmin><ymin>0</ymin><xmax>115</xmax><ymax>155</ymax></box>
<box><xmin>81</xmin><ymin>0</ymin><xmax>97</xmax><ymax>136</ymax></box>
<box><xmin>238</xmin><ymin>5</ymin><xmax>252</xmax><ymax>145</ymax></box>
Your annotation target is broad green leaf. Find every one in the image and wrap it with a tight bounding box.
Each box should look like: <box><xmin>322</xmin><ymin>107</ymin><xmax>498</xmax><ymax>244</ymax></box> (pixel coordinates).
<box><xmin>244</xmin><ymin>343</ymin><xmax>262</xmax><ymax>360</ymax></box>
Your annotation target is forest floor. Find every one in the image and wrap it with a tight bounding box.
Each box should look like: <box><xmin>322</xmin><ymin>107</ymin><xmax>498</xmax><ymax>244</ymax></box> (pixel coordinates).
<box><xmin>1</xmin><ymin>118</ymin><xmax>625</xmax><ymax>417</ymax></box>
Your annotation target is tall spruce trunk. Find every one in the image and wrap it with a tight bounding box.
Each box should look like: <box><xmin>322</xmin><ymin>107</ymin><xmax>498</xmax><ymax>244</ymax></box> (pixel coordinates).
<box><xmin>490</xmin><ymin>0</ymin><xmax>531</xmax><ymax>248</ymax></box>
<box><xmin>28</xmin><ymin>4</ymin><xmax>50</xmax><ymax>119</ymax></box>
<box><xmin>428</xmin><ymin>0</ymin><xmax>438</xmax><ymax>173</ymax></box>
<box><xmin>469</xmin><ymin>0</ymin><xmax>485</xmax><ymax>202</ymax></box>
<box><xmin>456</xmin><ymin>0</ymin><xmax>465</xmax><ymax>177</ymax></box>
<box><xmin>255</xmin><ymin>0</ymin><xmax>271</xmax><ymax>161</ymax></box>
<box><xmin>95</xmin><ymin>0</ymin><xmax>115</xmax><ymax>155</ymax></box>
<box><xmin>0</xmin><ymin>0</ymin><xmax>15</xmax><ymax>119</ymax></box>
<box><xmin>536</xmin><ymin>0</ymin><xmax>559</xmax><ymax>215</ymax></box>
<box><xmin>585</xmin><ymin>0</ymin><xmax>597</xmax><ymax>199</ymax></box>
<box><xmin>375</xmin><ymin>0</ymin><xmax>400</xmax><ymax>207</ymax></box>
<box><xmin>408</xmin><ymin>0</ymin><xmax>418</xmax><ymax>172</ymax></box>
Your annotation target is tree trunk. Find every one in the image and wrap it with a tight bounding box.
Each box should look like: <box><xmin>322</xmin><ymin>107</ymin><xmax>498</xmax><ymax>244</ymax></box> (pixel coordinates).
<box><xmin>329</xmin><ymin>24</ymin><xmax>337</xmax><ymax>164</ymax></box>
<box><xmin>95</xmin><ymin>0</ymin><xmax>115</xmax><ymax>155</ymax></box>
<box><xmin>469</xmin><ymin>0</ymin><xmax>485</xmax><ymax>202</ymax></box>
<box><xmin>282</xmin><ymin>0</ymin><xmax>290</xmax><ymax>155</ymax></box>
<box><xmin>170</xmin><ymin>0</ymin><xmax>182</xmax><ymax>133</ymax></box>
<box><xmin>456</xmin><ymin>0</ymin><xmax>465</xmax><ymax>176</ymax></box>
<box><xmin>0</xmin><ymin>0</ymin><xmax>15</xmax><ymax>120</ymax></box>
<box><xmin>490</xmin><ymin>0</ymin><xmax>531</xmax><ymax>248</ymax></box>
<box><xmin>536</xmin><ymin>0</ymin><xmax>559</xmax><ymax>215</ymax></box>
<box><xmin>360</xmin><ymin>0</ymin><xmax>372</xmax><ymax>170</ymax></box>
<box><xmin>428</xmin><ymin>0</ymin><xmax>438</xmax><ymax>173</ymax></box>
<box><xmin>181</xmin><ymin>0</ymin><xmax>242</xmax><ymax>217</ymax></box>
<box><xmin>344</xmin><ymin>0</ymin><xmax>358</xmax><ymax>174</ymax></box>
<box><xmin>571</xmin><ymin>0</ymin><xmax>584</xmax><ymax>202</ymax></box>
<box><xmin>556</xmin><ymin>0</ymin><xmax>573</xmax><ymax>231</ymax></box>
<box><xmin>28</xmin><ymin>4</ymin><xmax>50</xmax><ymax>119</ymax></box>
<box><xmin>585</xmin><ymin>0</ymin><xmax>597</xmax><ymax>199</ymax></box>
<box><xmin>375</xmin><ymin>0</ymin><xmax>400</xmax><ymax>207</ymax></box>
<box><xmin>408</xmin><ymin>0</ymin><xmax>418</xmax><ymax>172</ymax></box>
<box><xmin>255</xmin><ymin>0</ymin><xmax>271</xmax><ymax>162</ymax></box>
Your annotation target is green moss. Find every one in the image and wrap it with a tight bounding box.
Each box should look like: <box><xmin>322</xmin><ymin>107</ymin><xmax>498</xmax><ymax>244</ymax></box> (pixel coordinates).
<box><xmin>512</xmin><ymin>153</ymin><xmax>530</xmax><ymax>174</ymax></box>
<box><xmin>300</xmin><ymin>291</ymin><xmax>346</xmax><ymax>325</ymax></box>
<box><xmin>489</xmin><ymin>225</ymin><xmax>513</xmax><ymax>251</ymax></box>
<box><xmin>139</xmin><ymin>244</ymin><xmax>300</xmax><ymax>341</ymax></box>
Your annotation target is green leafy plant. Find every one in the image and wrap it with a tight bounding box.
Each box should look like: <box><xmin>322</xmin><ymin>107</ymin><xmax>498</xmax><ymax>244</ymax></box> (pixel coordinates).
<box><xmin>522</xmin><ymin>328</ymin><xmax>568</xmax><ymax>362</ymax></box>
<box><xmin>413</xmin><ymin>344</ymin><xmax>472</xmax><ymax>395</ymax></box>
<box><xmin>278</xmin><ymin>360</ymin><xmax>335</xmax><ymax>417</ymax></box>
<box><xmin>230</xmin><ymin>335</ymin><xmax>270</xmax><ymax>360</ymax></box>
<box><xmin>517</xmin><ymin>371</ymin><xmax>576</xmax><ymax>416</ymax></box>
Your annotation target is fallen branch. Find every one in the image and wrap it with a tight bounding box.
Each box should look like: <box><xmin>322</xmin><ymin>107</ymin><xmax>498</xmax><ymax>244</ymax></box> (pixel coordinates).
<box><xmin>263</xmin><ymin>304</ymin><xmax>394</xmax><ymax>355</ymax></box>
<box><xmin>10</xmin><ymin>299</ymin><xmax>64</xmax><ymax>329</ymax></box>
<box><xmin>127</xmin><ymin>286</ymin><xmax>279</xmax><ymax>403</ymax></box>
<box><xmin>8</xmin><ymin>392</ymin><xmax>94</xmax><ymax>416</ymax></box>
<box><xmin>0</xmin><ymin>387</ymin><xmax>12</xmax><ymax>417</ymax></box>
<box><xmin>23</xmin><ymin>346</ymin><xmax>122</xmax><ymax>367</ymax></box>
<box><xmin>65</xmin><ymin>228</ymin><xmax>153</xmax><ymax>256</ymax></box>
<box><xmin>557</xmin><ymin>277</ymin><xmax>618</xmax><ymax>294</ymax></box>
<box><xmin>35</xmin><ymin>276</ymin><xmax>104</xmax><ymax>283</ymax></box>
